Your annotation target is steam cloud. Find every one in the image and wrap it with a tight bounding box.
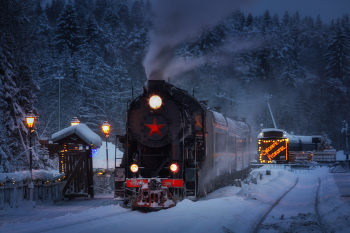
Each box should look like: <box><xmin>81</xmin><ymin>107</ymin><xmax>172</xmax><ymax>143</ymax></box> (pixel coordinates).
<box><xmin>143</xmin><ymin>0</ymin><xmax>257</xmax><ymax>80</ymax></box>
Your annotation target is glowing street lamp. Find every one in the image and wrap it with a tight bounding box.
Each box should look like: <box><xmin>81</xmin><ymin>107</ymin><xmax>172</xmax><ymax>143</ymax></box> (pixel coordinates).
<box><xmin>70</xmin><ymin>117</ymin><xmax>80</xmax><ymax>126</ymax></box>
<box><xmin>102</xmin><ymin>121</ymin><xmax>110</xmax><ymax>135</ymax></box>
<box><xmin>26</xmin><ymin>111</ymin><xmax>36</xmax><ymax>180</ymax></box>
<box><xmin>26</xmin><ymin>112</ymin><xmax>35</xmax><ymax>129</ymax></box>
<box><xmin>102</xmin><ymin>121</ymin><xmax>110</xmax><ymax>171</ymax></box>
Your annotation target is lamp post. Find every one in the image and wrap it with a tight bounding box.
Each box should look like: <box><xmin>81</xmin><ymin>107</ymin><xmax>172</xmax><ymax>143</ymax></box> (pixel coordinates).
<box><xmin>26</xmin><ymin>111</ymin><xmax>36</xmax><ymax>180</ymax></box>
<box><xmin>54</xmin><ymin>76</ymin><xmax>64</xmax><ymax>131</ymax></box>
<box><xmin>102</xmin><ymin>121</ymin><xmax>110</xmax><ymax>171</ymax></box>
<box><xmin>71</xmin><ymin>117</ymin><xmax>80</xmax><ymax>126</ymax></box>
<box><xmin>342</xmin><ymin>120</ymin><xmax>349</xmax><ymax>160</ymax></box>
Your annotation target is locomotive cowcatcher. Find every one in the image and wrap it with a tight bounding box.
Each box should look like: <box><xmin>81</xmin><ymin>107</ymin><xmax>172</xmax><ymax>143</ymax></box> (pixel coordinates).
<box><xmin>114</xmin><ymin>80</ymin><xmax>252</xmax><ymax>209</ymax></box>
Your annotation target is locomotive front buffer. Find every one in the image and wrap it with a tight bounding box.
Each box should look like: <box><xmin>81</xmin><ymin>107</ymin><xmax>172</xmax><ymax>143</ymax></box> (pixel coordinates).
<box><xmin>126</xmin><ymin>178</ymin><xmax>183</xmax><ymax>208</ymax></box>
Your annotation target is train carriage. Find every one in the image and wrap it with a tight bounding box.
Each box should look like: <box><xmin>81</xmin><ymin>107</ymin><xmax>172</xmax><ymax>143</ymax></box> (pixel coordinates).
<box><xmin>258</xmin><ymin>128</ymin><xmax>326</xmax><ymax>163</ymax></box>
<box><xmin>258</xmin><ymin>128</ymin><xmax>289</xmax><ymax>163</ymax></box>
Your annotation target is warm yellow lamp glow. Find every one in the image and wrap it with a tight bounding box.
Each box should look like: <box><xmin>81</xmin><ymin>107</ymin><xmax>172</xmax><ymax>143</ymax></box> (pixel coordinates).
<box><xmin>102</xmin><ymin>121</ymin><xmax>110</xmax><ymax>134</ymax></box>
<box><xmin>130</xmin><ymin>164</ymin><xmax>138</xmax><ymax>173</ymax></box>
<box><xmin>149</xmin><ymin>95</ymin><xmax>162</xmax><ymax>109</ymax></box>
<box><xmin>26</xmin><ymin>111</ymin><xmax>35</xmax><ymax>128</ymax></box>
<box><xmin>70</xmin><ymin>117</ymin><xmax>80</xmax><ymax>126</ymax></box>
<box><xmin>170</xmin><ymin>164</ymin><xmax>178</xmax><ymax>172</ymax></box>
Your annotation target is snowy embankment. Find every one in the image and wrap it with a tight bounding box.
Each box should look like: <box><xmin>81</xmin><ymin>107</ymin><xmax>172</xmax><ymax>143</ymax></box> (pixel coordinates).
<box><xmin>0</xmin><ymin>170</ymin><xmax>63</xmax><ymax>184</ymax></box>
<box><xmin>318</xmin><ymin>171</ymin><xmax>350</xmax><ymax>233</ymax></box>
<box><xmin>1</xmin><ymin>166</ymin><xmax>349</xmax><ymax>233</ymax></box>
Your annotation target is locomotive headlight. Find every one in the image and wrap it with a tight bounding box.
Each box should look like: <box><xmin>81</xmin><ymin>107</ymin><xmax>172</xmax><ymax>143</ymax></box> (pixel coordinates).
<box><xmin>130</xmin><ymin>164</ymin><xmax>138</xmax><ymax>173</ymax></box>
<box><xmin>149</xmin><ymin>95</ymin><xmax>162</xmax><ymax>109</ymax></box>
<box><xmin>170</xmin><ymin>164</ymin><xmax>178</xmax><ymax>172</ymax></box>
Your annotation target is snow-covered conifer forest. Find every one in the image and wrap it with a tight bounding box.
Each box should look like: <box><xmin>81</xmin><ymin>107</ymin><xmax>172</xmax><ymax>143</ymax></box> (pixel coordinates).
<box><xmin>1</xmin><ymin>0</ymin><xmax>349</xmax><ymax>172</ymax></box>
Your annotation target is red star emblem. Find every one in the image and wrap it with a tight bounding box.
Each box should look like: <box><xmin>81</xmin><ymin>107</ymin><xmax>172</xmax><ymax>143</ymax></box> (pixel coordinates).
<box><xmin>144</xmin><ymin>117</ymin><xmax>166</xmax><ymax>137</ymax></box>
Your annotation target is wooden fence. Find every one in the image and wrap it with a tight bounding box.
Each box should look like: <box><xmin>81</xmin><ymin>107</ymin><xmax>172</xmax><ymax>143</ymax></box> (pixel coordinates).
<box><xmin>0</xmin><ymin>173</ymin><xmax>116</xmax><ymax>209</ymax></box>
<box><xmin>0</xmin><ymin>181</ymin><xmax>66</xmax><ymax>209</ymax></box>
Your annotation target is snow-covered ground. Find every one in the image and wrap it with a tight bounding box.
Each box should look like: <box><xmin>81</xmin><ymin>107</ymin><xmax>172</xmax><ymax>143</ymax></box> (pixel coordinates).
<box><xmin>336</xmin><ymin>150</ymin><xmax>350</xmax><ymax>161</ymax></box>
<box><xmin>1</xmin><ymin>165</ymin><xmax>349</xmax><ymax>233</ymax></box>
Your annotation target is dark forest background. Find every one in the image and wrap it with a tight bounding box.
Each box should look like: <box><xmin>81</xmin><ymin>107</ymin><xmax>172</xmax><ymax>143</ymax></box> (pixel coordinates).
<box><xmin>1</xmin><ymin>0</ymin><xmax>349</xmax><ymax>172</ymax></box>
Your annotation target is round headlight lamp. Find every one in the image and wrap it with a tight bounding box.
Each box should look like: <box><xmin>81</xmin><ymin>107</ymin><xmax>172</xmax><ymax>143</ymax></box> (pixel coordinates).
<box><xmin>130</xmin><ymin>164</ymin><xmax>138</xmax><ymax>173</ymax></box>
<box><xmin>170</xmin><ymin>164</ymin><xmax>178</xmax><ymax>172</ymax></box>
<box><xmin>149</xmin><ymin>95</ymin><xmax>162</xmax><ymax>109</ymax></box>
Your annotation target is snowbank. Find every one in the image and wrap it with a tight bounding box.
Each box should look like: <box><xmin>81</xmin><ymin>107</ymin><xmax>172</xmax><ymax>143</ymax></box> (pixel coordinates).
<box><xmin>336</xmin><ymin>150</ymin><xmax>350</xmax><ymax>161</ymax></box>
<box><xmin>0</xmin><ymin>170</ymin><xmax>63</xmax><ymax>184</ymax></box>
<box><xmin>1</xmin><ymin>165</ymin><xmax>349</xmax><ymax>233</ymax></box>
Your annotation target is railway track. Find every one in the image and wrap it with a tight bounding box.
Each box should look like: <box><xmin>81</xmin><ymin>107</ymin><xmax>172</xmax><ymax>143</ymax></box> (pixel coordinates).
<box><xmin>252</xmin><ymin>177</ymin><xmax>327</xmax><ymax>233</ymax></box>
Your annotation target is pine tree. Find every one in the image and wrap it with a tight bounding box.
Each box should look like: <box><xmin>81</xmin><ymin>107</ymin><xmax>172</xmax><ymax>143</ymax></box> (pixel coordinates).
<box><xmin>35</xmin><ymin>0</ymin><xmax>44</xmax><ymax>17</ymax></box>
<box><xmin>74</xmin><ymin>0</ymin><xmax>94</xmax><ymax>28</ymax></box>
<box><xmin>263</xmin><ymin>10</ymin><xmax>272</xmax><ymax>31</ymax></box>
<box><xmin>272</xmin><ymin>13</ymin><xmax>279</xmax><ymax>28</ymax></box>
<box><xmin>84</xmin><ymin>14</ymin><xmax>100</xmax><ymax>48</ymax></box>
<box><xmin>54</xmin><ymin>3</ymin><xmax>81</xmax><ymax>54</ymax></box>
<box><xmin>131</xmin><ymin>0</ymin><xmax>143</xmax><ymax>28</ymax></box>
<box><xmin>145</xmin><ymin>0</ymin><xmax>152</xmax><ymax>15</ymax></box>
<box><xmin>239</xmin><ymin>13</ymin><xmax>246</xmax><ymax>31</ymax></box>
<box><xmin>1</xmin><ymin>0</ymin><xmax>39</xmax><ymax>171</ymax></box>
<box><xmin>235</xmin><ymin>49</ymin><xmax>257</xmax><ymax>86</ymax></box>
<box><xmin>45</xmin><ymin>0</ymin><xmax>65</xmax><ymax>28</ymax></box>
<box><xmin>94</xmin><ymin>0</ymin><xmax>107</xmax><ymax>25</ymax></box>
<box><xmin>324</xmin><ymin>25</ymin><xmax>350</xmax><ymax>89</ymax></box>
<box><xmin>117</xmin><ymin>1</ymin><xmax>132</xmax><ymax>32</ymax></box>
<box><xmin>246</xmin><ymin>13</ymin><xmax>253</xmax><ymax>28</ymax></box>
<box><xmin>282</xmin><ymin>11</ymin><xmax>290</xmax><ymax>27</ymax></box>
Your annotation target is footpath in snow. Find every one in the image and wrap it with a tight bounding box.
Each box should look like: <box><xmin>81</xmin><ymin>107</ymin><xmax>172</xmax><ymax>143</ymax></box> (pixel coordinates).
<box><xmin>0</xmin><ymin>165</ymin><xmax>349</xmax><ymax>233</ymax></box>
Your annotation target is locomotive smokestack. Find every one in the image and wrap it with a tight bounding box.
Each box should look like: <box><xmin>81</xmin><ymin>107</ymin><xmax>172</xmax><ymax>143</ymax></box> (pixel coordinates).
<box><xmin>214</xmin><ymin>107</ymin><xmax>222</xmax><ymax>113</ymax></box>
<box><xmin>146</xmin><ymin>80</ymin><xmax>166</xmax><ymax>96</ymax></box>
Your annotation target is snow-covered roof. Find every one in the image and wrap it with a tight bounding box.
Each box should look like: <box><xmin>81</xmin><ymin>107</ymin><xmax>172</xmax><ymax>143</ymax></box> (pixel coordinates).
<box><xmin>52</xmin><ymin>124</ymin><xmax>102</xmax><ymax>148</ymax></box>
<box><xmin>257</xmin><ymin>128</ymin><xmax>322</xmax><ymax>144</ymax></box>
<box><xmin>262</xmin><ymin>128</ymin><xmax>284</xmax><ymax>133</ymax></box>
<box><xmin>226</xmin><ymin>117</ymin><xmax>236</xmax><ymax>135</ymax></box>
<box><xmin>212</xmin><ymin>111</ymin><xmax>227</xmax><ymax>126</ymax></box>
<box><xmin>288</xmin><ymin>135</ymin><xmax>321</xmax><ymax>144</ymax></box>
<box><xmin>258</xmin><ymin>128</ymin><xmax>287</xmax><ymax>139</ymax></box>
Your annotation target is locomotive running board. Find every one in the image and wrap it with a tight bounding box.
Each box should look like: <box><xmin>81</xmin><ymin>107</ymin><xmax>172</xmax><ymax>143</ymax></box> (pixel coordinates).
<box><xmin>132</xmin><ymin>188</ymin><xmax>177</xmax><ymax>208</ymax></box>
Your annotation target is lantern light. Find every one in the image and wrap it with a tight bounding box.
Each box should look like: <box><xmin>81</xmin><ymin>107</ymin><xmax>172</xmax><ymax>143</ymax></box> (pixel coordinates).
<box><xmin>170</xmin><ymin>164</ymin><xmax>178</xmax><ymax>172</ymax></box>
<box><xmin>149</xmin><ymin>95</ymin><xmax>162</xmax><ymax>109</ymax></box>
<box><xmin>130</xmin><ymin>164</ymin><xmax>138</xmax><ymax>173</ymax></box>
<box><xmin>70</xmin><ymin>117</ymin><xmax>80</xmax><ymax>126</ymax></box>
<box><xmin>102</xmin><ymin>121</ymin><xmax>110</xmax><ymax>135</ymax></box>
<box><xmin>26</xmin><ymin>111</ymin><xmax>36</xmax><ymax>129</ymax></box>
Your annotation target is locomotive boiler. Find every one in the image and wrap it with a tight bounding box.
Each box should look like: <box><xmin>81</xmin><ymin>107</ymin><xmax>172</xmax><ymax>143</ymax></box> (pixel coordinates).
<box><xmin>114</xmin><ymin>80</ymin><xmax>252</xmax><ymax>209</ymax></box>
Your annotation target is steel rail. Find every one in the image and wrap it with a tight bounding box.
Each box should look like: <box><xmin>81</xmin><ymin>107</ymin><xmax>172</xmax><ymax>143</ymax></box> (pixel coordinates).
<box><xmin>252</xmin><ymin>177</ymin><xmax>327</xmax><ymax>233</ymax></box>
<box><xmin>252</xmin><ymin>177</ymin><xmax>299</xmax><ymax>233</ymax></box>
<box><xmin>315</xmin><ymin>177</ymin><xmax>327</xmax><ymax>233</ymax></box>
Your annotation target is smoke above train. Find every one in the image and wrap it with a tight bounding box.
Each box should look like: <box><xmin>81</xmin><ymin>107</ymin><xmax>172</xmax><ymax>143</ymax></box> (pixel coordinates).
<box><xmin>143</xmin><ymin>0</ymin><xmax>257</xmax><ymax>80</ymax></box>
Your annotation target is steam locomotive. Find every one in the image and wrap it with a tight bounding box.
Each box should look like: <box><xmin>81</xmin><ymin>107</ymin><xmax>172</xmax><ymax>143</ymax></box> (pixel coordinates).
<box><xmin>114</xmin><ymin>80</ymin><xmax>252</xmax><ymax>209</ymax></box>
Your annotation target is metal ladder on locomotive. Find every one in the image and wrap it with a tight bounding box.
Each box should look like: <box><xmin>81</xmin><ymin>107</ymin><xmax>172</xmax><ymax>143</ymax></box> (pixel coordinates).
<box><xmin>114</xmin><ymin>135</ymin><xmax>125</xmax><ymax>199</ymax></box>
